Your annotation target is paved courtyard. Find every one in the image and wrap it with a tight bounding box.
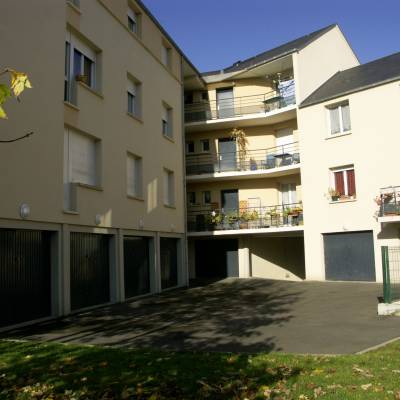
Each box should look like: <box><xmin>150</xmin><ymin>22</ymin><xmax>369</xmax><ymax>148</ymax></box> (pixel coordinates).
<box><xmin>3</xmin><ymin>279</ymin><xmax>400</xmax><ymax>354</ymax></box>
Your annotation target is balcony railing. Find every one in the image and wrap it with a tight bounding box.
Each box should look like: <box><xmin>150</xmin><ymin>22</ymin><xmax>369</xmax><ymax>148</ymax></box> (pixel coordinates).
<box><xmin>185</xmin><ymin>86</ymin><xmax>296</xmax><ymax>124</ymax></box>
<box><xmin>186</xmin><ymin>142</ymin><xmax>300</xmax><ymax>176</ymax></box>
<box><xmin>187</xmin><ymin>203</ymin><xmax>303</xmax><ymax>233</ymax></box>
<box><xmin>378</xmin><ymin>186</ymin><xmax>400</xmax><ymax>217</ymax></box>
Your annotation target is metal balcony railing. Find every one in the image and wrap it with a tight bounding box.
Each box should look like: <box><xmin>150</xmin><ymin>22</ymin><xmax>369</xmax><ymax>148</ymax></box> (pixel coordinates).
<box><xmin>187</xmin><ymin>203</ymin><xmax>303</xmax><ymax>233</ymax></box>
<box><xmin>186</xmin><ymin>142</ymin><xmax>300</xmax><ymax>176</ymax></box>
<box><xmin>185</xmin><ymin>85</ymin><xmax>296</xmax><ymax>124</ymax></box>
<box><xmin>378</xmin><ymin>186</ymin><xmax>400</xmax><ymax>217</ymax></box>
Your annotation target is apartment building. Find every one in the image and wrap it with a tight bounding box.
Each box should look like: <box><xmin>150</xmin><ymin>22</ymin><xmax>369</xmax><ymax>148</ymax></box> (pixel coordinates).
<box><xmin>183</xmin><ymin>24</ymin><xmax>360</xmax><ymax>281</ymax></box>
<box><xmin>0</xmin><ymin>0</ymin><xmax>203</xmax><ymax>329</ymax></box>
<box><xmin>298</xmin><ymin>52</ymin><xmax>400</xmax><ymax>282</ymax></box>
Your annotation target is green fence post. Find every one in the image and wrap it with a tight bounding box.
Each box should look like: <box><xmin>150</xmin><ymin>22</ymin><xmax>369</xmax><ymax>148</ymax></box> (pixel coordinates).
<box><xmin>381</xmin><ymin>246</ymin><xmax>391</xmax><ymax>303</ymax></box>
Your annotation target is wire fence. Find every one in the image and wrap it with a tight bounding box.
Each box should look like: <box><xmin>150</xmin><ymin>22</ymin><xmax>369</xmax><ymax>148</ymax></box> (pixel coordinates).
<box><xmin>382</xmin><ymin>246</ymin><xmax>400</xmax><ymax>303</ymax></box>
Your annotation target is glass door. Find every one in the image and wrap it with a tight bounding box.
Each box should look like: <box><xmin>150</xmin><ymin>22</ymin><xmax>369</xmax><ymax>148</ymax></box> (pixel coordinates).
<box><xmin>216</xmin><ymin>88</ymin><xmax>234</xmax><ymax>118</ymax></box>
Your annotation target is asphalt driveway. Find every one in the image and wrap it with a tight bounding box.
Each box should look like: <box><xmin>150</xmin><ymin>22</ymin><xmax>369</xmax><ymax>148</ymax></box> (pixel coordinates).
<box><xmin>3</xmin><ymin>279</ymin><xmax>400</xmax><ymax>354</ymax></box>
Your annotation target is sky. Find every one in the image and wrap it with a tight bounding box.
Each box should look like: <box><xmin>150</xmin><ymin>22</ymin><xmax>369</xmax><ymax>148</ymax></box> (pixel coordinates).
<box><xmin>143</xmin><ymin>0</ymin><xmax>400</xmax><ymax>73</ymax></box>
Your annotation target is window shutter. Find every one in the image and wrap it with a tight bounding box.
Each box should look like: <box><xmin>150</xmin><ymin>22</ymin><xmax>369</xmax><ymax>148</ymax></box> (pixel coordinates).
<box><xmin>334</xmin><ymin>171</ymin><xmax>345</xmax><ymax>195</ymax></box>
<box><xmin>329</xmin><ymin>107</ymin><xmax>341</xmax><ymax>134</ymax></box>
<box><xmin>341</xmin><ymin>104</ymin><xmax>351</xmax><ymax>131</ymax></box>
<box><xmin>346</xmin><ymin>169</ymin><xmax>356</xmax><ymax>196</ymax></box>
<box><xmin>69</xmin><ymin>130</ymin><xmax>97</xmax><ymax>186</ymax></box>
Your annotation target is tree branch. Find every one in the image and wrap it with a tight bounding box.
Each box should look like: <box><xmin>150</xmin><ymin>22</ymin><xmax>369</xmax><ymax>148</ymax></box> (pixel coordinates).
<box><xmin>0</xmin><ymin>131</ymin><xmax>34</xmax><ymax>143</ymax></box>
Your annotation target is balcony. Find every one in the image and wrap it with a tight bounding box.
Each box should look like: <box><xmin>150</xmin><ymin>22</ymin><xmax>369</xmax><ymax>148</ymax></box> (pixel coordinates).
<box><xmin>377</xmin><ymin>186</ymin><xmax>400</xmax><ymax>223</ymax></box>
<box><xmin>186</xmin><ymin>142</ymin><xmax>300</xmax><ymax>181</ymax></box>
<box><xmin>185</xmin><ymin>88</ymin><xmax>296</xmax><ymax>130</ymax></box>
<box><xmin>187</xmin><ymin>203</ymin><xmax>303</xmax><ymax>235</ymax></box>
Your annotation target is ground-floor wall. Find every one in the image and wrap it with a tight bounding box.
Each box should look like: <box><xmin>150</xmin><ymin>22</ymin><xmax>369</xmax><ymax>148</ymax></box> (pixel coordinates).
<box><xmin>0</xmin><ymin>218</ymin><xmax>187</xmax><ymax>331</ymax></box>
<box><xmin>303</xmin><ymin>222</ymin><xmax>400</xmax><ymax>283</ymax></box>
<box><xmin>188</xmin><ymin>235</ymin><xmax>305</xmax><ymax>282</ymax></box>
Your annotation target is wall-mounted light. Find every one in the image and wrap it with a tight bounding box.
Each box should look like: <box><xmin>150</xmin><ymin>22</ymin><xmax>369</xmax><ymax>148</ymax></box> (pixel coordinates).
<box><xmin>95</xmin><ymin>214</ymin><xmax>102</xmax><ymax>226</ymax></box>
<box><xmin>139</xmin><ymin>219</ymin><xmax>144</xmax><ymax>229</ymax></box>
<box><xmin>19</xmin><ymin>203</ymin><xmax>30</xmax><ymax>219</ymax></box>
<box><xmin>170</xmin><ymin>223</ymin><xmax>175</xmax><ymax>232</ymax></box>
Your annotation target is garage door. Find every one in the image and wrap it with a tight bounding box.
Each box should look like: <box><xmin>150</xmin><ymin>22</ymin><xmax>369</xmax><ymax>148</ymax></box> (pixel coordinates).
<box><xmin>0</xmin><ymin>229</ymin><xmax>51</xmax><ymax>328</ymax></box>
<box><xmin>124</xmin><ymin>236</ymin><xmax>150</xmax><ymax>298</ymax></box>
<box><xmin>160</xmin><ymin>238</ymin><xmax>178</xmax><ymax>290</ymax></box>
<box><xmin>324</xmin><ymin>231</ymin><xmax>376</xmax><ymax>281</ymax></box>
<box><xmin>195</xmin><ymin>239</ymin><xmax>238</xmax><ymax>279</ymax></box>
<box><xmin>70</xmin><ymin>233</ymin><xmax>110</xmax><ymax>310</ymax></box>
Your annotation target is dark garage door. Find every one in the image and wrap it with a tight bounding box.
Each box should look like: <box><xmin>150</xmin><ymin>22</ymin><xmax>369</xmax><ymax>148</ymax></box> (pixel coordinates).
<box><xmin>124</xmin><ymin>236</ymin><xmax>150</xmax><ymax>298</ymax></box>
<box><xmin>324</xmin><ymin>231</ymin><xmax>376</xmax><ymax>281</ymax></box>
<box><xmin>160</xmin><ymin>238</ymin><xmax>178</xmax><ymax>290</ymax></box>
<box><xmin>195</xmin><ymin>239</ymin><xmax>239</xmax><ymax>279</ymax></box>
<box><xmin>70</xmin><ymin>233</ymin><xmax>110</xmax><ymax>311</ymax></box>
<box><xmin>0</xmin><ymin>229</ymin><xmax>51</xmax><ymax>328</ymax></box>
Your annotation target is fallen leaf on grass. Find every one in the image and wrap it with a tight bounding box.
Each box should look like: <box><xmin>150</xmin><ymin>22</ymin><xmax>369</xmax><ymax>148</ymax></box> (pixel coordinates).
<box><xmin>361</xmin><ymin>383</ymin><xmax>372</xmax><ymax>390</ymax></box>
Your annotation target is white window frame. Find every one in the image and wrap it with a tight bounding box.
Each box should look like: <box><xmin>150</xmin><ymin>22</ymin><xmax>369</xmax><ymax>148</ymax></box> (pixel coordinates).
<box><xmin>327</xmin><ymin>101</ymin><xmax>351</xmax><ymax>135</ymax></box>
<box><xmin>330</xmin><ymin>165</ymin><xmax>355</xmax><ymax>197</ymax></box>
<box><xmin>163</xmin><ymin>169</ymin><xmax>175</xmax><ymax>207</ymax></box>
<box><xmin>127</xmin><ymin>77</ymin><xmax>141</xmax><ymax>117</ymax></box>
<box><xmin>65</xmin><ymin>30</ymin><xmax>97</xmax><ymax>103</ymax></box>
<box><xmin>127</xmin><ymin>153</ymin><xmax>143</xmax><ymax>198</ymax></box>
<box><xmin>162</xmin><ymin>103</ymin><xmax>173</xmax><ymax>139</ymax></box>
<box><xmin>161</xmin><ymin>43</ymin><xmax>172</xmax><ymax>67</ymax></box>
<box><xmin>280</xmin><ymin>183</ymin><xmax>297</xmax><ymax>205</ymax></box>
<box><xmin>127</xmin><ymin>7</ymin><xmax>140</xmax><ymax>35</ymax></box>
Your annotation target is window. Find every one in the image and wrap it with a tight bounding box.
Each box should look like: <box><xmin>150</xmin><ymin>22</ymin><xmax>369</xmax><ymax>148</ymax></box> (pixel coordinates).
<box><xmin>64</xmin><ymin>42</ymin><xmax>71</xmax><ymax>101</ymax></box>
<box><xmin>65</xmin><ymin>30</ymin><xmax>98</xmax><ymax>103</ymax></box>
<box><xmin>201</xmin><ymin>139</ymin><xmax>210</xmax><ymax>152</ymax></box>
<box><xmin>201</xmin><ymin>91</ymin><xmax>209</xmax><ymax>101</ymax></box>
<box><xmin>64</xmin><ymin>128</ymin><xmax>98</xmax><ymax>186</ymax></box>
<box><xmin>127</xmin><ymin>7</ymin><xmax>140</xmax><ymax>35</ymax></box>
<box><xmin>163</xmin><ymin>169</ymin><xmax>175</xmax><ymax>206</ymax></box>
<box><xmin>327</xmin><ymin>102</ymin><xmax>351</xmax><ymax>135</ymax></box>
<box><xmin>127</xmin><ymin>77</ymin><xmax>141</xmax><ymax>117</ymax></box>
<box><xmin>186</xmin><ymin>141</ymin><xmax>195</xmax><ymax>154</ymax></box>
<box><xmin>162</xmin><ymin>104</ymin><xmax>173</xmax><ymax>139</ymax></box>
<box><xmin>161</xmin><ymin>43</ymin><xmax>172</xmax><ymax>67</ymax></box>
<box><xmin>331</xmin><ymin>166</ymin><xmax>356</xmax><ymax>198</ymax></box>
<box><xmin>281</xmin><ymin>183</ymin><xmax>297</xmax><ymax>205</ymax></box>
<box><xmin>127</xmin><ymin>154</ymin><xmax>143</xmax><ymax>198</ymax></box>
<box><xmin>203</xmin><ymin>191</ymin><xmax>211</xmax><ymax>205</ymax></box>
<box><xmin>64</xmin><ymin>127</ymin><xmax>99</xmax><ymax>209</ymax></box>
<box><xmin>185</xmin><ymin>93</ymin><xmax>193</xmax><ymax>105</ymax></box>
<box><xmin>187</xmin><ymin>192</ymin><xmax>196</xmax><ymax>206</ymax></box>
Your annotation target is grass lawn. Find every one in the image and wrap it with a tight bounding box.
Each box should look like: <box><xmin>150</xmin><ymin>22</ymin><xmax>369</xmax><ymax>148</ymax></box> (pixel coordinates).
<box><xmin>0</xmin><ymin>339</ymin><xmax>400</xmax><ymax>399</ymax></box>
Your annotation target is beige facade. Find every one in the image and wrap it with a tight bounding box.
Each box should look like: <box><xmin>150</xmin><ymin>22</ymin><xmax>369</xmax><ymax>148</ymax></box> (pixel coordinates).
<box><xmin>0</xmin><ymin>0</ymin><xmax>200</xmax><ymax>329</ymax></box>
<box><xmin>184</xmin><ymin>25</ymin><xmax>360</xmax><ymax>282</ymax></box>
<box><xmin>298</xmin><ymin>80</ymin><xmax>400</xmax><ymax>282</ymax></box>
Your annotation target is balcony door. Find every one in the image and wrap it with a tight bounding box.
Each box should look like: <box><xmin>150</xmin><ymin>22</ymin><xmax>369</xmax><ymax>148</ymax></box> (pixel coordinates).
<box><xmin>216</xmin><ymin>88</ymin><xmax>234</xmax><ymax>119</ymax></box>
<box><xmin>280</xmin><ymin>183</ymin><xmax>297</xmax><ymax>206</ymax></box>
<box><xmin>218</xmin><ymin>138</ymin><xmax>236</xmax><ymax>171</ymax></box>
<box><xmin>221</xmin><ymin>189</ymin><xmax>239</xmax><ymax>212</ymax></box>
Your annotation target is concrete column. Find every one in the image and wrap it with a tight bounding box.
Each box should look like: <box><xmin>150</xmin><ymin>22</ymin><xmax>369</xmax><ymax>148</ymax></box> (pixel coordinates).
<box><xmin>238</xmin><ymin>237</ymin><xmax>250</xmax><ymax>278</ymax></box>
<box><xmin>61</xmin><ymin>224</ymin><xmax>71</xmax><ymax>316</ymax></box>
<box><xmin>116</xmin><ymin>229</ymin><xmax>125</xmax><ymax>302</ymax></box>
<box><xmin>154</xmin><ymin>232</ymin><xmax>162</xmax><ymax>293</ymax></box>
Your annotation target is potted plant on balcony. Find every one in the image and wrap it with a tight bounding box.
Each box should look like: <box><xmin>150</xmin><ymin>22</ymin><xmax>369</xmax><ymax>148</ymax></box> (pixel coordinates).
<box><xmin>247</xmin><ymin>209</ymin><xmax>259</xmax><ymax>229</ymax></box>
<box><xmin>239</xmin><ymin>210</ymin><xmax>250</xmax><ymax>229</ymax></box>
<box><xmin>266</xmin><ymin>207</ymin><xmax>279</xmax><ymax>227</ymax></box>
<box><xmin>209</xmin><ymin>211</ymin><xmax>223</xmax><ymax>230</ymax></box>
<box><xmin>230</xmin><ymin>128</ymin><xmax>248</xmax><ymax>170</ymax></box>
<box><xmin>328</xmin><ymin>187</ymin><xmax>340</xmax><ymax>202</ymax></box>
<box><xmin>226</xmin><ymin>211</ymin><xmax>239</xmax><ymax>229</ymax></box>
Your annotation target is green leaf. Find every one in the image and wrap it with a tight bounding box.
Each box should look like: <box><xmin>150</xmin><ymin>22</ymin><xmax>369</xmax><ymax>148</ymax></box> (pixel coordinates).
<box><xmin>10</xmin><ymin>71</ymin><xmax>32</xmax><ymax>97</ymax></box>
<box><xmin>0</xmin><ymin>84</ymin><xmax>11</xmax><ymax>104</ymax></box>
<box><xmin>0</xmin><ymin>104</ymin><xmax>7</xmax><ymax>119</ymax></box>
